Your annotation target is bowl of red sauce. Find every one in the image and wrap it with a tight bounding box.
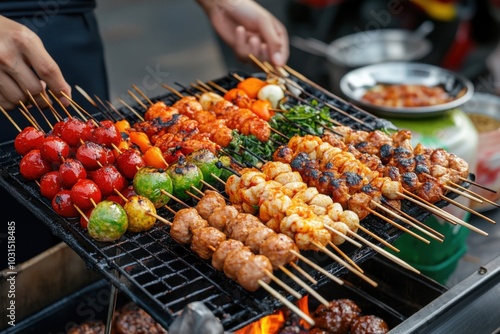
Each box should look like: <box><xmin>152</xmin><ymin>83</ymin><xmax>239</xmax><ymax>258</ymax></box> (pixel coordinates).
<box><xmin>339</xmin><ymin>62</ymin><xmax>474</xmax><ymax>118</ymax></box>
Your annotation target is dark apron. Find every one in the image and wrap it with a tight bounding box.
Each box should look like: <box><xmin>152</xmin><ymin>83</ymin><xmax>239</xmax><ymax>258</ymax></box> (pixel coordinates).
<box><xmin>1</xmin><ymin>1</ymin><xmax>109</xmax><ymax>268</ymax></box>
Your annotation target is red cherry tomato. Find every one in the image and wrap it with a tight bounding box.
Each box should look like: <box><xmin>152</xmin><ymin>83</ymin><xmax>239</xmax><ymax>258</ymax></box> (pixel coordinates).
<box><xmin>60</xmin><ymin>118</ymin><xmax>87</xmax><ymax>147</ymax></box>
<box><xmin>71</xmin><ymin>179</ymin><xmax>102</xmax><ymax>210</ymax></box>
<box><xmin>40</xmin><ymin>135</ymin><xmax>70</xmax><ymax>163</ymax></box>
<box><xmin>90</xmin><ymin>165</ymin><xmax>127</xmax><ymax>197</ymax></box>
<box><xmin>40</xmin><ymin>171</ymin><xmax>63</xmax><ymax>200</ymax></box>
<box><xmin>81</xmin><ymin>119</ymin><xmax>97</xmax><ymax>142</ymax></box>
<box><xmin>163</xmin><ymin>149</ymin><xmax>184</xmax><ymax>165</ymax></box>
<box><xmin>50</xmin><ymin>121</ymin><xmax>65</xmax><ymax>137</ymax></box>
<box><xmin>80</xmin><ymin>208</ymin><xmax>93</xmax><ymax>229</ymax></box>
<box><xmin>14</xmin><ymin>126</ymin><xmax>45</xmax><ymax>156</ymax></box>
<box><xmin>120</xmin><ymin>185</ymin><xmax>137</xmax><ymax>199</ymax></box>
<box><xmin>104</xmin><ymin>146</ymin><xmax>116</xmax><ymax>166</ymax></box>
<box><xmin>105</xmin><ymin>195</ymin><xmax>126</xmax><ymax>207</ymax></box>
<box><xmin>19</xmin><ymin>149</ymin><xmax>52</xmax><ymax>180</ymax></box>
<box><xmin>91</xmin><ymin>120</ymin><xmax>122</xmax><ymax>148</ymax></box>
<box><xmin>59</xmin><ymin>158</ymin><xmax>87</xmax><ymax>188</ymax></box>
<box><xmin>52</xmin><ymin>189</ymin><xmax>79</xmax><ymax>218</ymax></box>
<box><xmin>76</xmin><ymin>141</ymin><xmax>108</xmax><ymax>170</ymax></box>
<box><xmin>116</xmin><ymin>148</ymin><xmax>146</xmax><ymax>179</ymax></box>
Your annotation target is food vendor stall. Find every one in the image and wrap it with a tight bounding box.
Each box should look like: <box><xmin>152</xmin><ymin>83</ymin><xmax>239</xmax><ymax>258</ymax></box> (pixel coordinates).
<box><xmin>0</xmin><ymin>58</ymin><xmax>499</xmax><ymax>334</ymax></box>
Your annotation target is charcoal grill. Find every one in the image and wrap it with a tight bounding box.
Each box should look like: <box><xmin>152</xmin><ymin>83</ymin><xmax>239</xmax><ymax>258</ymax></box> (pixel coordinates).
<box><xmin>0</xmin><ymin>71</ymin><xmax>465</xmax><ymax>332</ymax></box>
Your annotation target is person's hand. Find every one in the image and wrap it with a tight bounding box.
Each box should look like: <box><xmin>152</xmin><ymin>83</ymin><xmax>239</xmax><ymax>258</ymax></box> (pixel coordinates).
<box><xmin>197</xmin><ymin>0</ymin><xmax>289</xmax><ymax>66</ymax></box>
<box><xmin>0</xmin><ymin>16</ymin><xmax>71</xmax><ymax>110</ymax></box>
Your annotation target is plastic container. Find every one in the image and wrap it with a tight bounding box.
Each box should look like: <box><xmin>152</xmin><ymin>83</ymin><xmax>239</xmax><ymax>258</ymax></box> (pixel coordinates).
<box><xmin>461</xmin><ymin>93</ymin><xmax>500</xmax><ymax>211</ymax></box>
<box><xmin>388</xmin><ymin>214</ymin><xmax>470</xmax><ymax>285</ymax></box>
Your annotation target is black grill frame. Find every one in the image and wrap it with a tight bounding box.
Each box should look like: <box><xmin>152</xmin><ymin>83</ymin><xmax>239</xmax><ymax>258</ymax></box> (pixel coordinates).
<box><xmin>0</xmin><ymin>71</ymin><xmax>465</xmax><ymax>331</ymax></box>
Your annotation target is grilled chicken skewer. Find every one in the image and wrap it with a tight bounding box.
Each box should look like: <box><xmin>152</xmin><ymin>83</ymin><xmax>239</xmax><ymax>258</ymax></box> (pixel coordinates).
<box><xmin>273</xmin><ymin>135</ymin><xmax>490</xmax><ymax>234</ymax></box>
<box><xmin>163</xmin><ymin>84</ymin><xmax>271</xmax><ymax>142</ymax></box>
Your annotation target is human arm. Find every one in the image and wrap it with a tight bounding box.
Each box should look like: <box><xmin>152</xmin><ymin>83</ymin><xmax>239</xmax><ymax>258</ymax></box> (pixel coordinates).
<box><xmin>196</xmin><ymin>0</ymin><xmax>289</xmax><ymax>66</ymax></box>
<box><xmin>0</xmin><ymin>15</ymin><xmax>71</xmax><ymax>110</ymax></box>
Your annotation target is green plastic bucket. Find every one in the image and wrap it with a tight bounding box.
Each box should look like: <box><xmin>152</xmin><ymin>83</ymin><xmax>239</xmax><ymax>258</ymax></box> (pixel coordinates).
<box><xmin>388</xmin><ymin>213</ymin><xmax>470</xmax><ymax>285</ymax></box>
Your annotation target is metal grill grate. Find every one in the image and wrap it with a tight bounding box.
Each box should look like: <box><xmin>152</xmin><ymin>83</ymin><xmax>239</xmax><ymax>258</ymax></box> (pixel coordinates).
<box><xmin>0</xmin><ymin>71</ymin><xmax>464</xmax><ymax>331</ymax></box>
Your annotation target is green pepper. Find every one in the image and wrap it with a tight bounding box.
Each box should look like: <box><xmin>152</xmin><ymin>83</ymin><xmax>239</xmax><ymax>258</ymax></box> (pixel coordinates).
<box><xmin>88</xmin><ymin>200</ymin><xmax>128</xmax><ymax>242</ymax></box>
<box><xmin>186</xmin><ymin>149</ymin><xmax>222</xmax><ymax>185</ymax></box>
<box><xmin>133</xmin><ymin>166</ymin><xmax>173</xmax><ymax>208</ymax></box>
<box><xmin>167</xmin><ymin>156</ymin><xmax>204</xmax><ymax>200</ymax></box>
<box><xmin>124</xmin><ymin>195</ymin><xmax>157</xmax><ymax>233</ymax></box>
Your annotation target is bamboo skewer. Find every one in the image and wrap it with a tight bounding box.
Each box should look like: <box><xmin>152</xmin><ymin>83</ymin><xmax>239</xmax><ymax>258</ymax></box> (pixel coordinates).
<box><xmin>117</xmin><ymin>98</ymin><xmax>144</xmax><ymax>122</ymax></box>
<box><xmin>289</xmin><ymin>262</ymin><xmax>317</xmax><ymax>285</ymax></box>
<box><xmin>190</xmin><ymin>83</ymin><xmax>208</xmax><ymax>94</ymax></box>
<box><xmin>106</xmin><ymin>101</ymin><xmax>127</xmax><ymax>120</ymax></box>
<box><xmin>401</xmin><ymin>189</ymin><xmax>460</xmax><ymax>226</ymax></box>
<box><xmin>18</xmin><ymin>100</ymin><xmax>44</xmax><ymax>131</ymax></box>
<box><xmin>162</xmin><ymin>84</ymin><xmax>185</xmax><ymax>99</ymax></box>
<box><xmin>328</xmin><ymin>242</ymin><xmax>364</xmax><ymax>273</ymax></box>
<box><xmin>346</xmin><ymin>230</ymin><xmax>420</xmax><ymax>274</ymax></box>
<box><xmin>25</xmin><ymin>91</ymin><xmax>53</xmax><ymax>130</ymax></box>
<box><xmin>132</xmin><ymin>84</ymin><xmax>154</xmax><ymax>106</ymax></box>
<box><xmin>382</xmin><ymin>201</ymin><xmax>445</xmax><ymax>239</ymax></box>
<box><xmin>258</xmin><ymin>279</ymin><xmax>315</xmax><ymax>327</ymax></box>
<box><xmin>356</xmin><ymin>225</ymin><xmax>399</xmax><ymax>253</ymax></box>
<box><xmin>278</xmin><ymin>265</ymin><xmax>329</xmax><ymax>306</ymax></box>
<box><xmin>440</xmin><ymin>196</ymin><xmax>496</xmax><ymax>224</ymax></box>
<box><xmin>263</xmin><ymin>269</ymin><xmax>302</xmax><ymax>300</ymax></box>
<box><xmin>163</xmin><ymin>205</ymin><xmax>177</xmax><ymax>216</ymax></box>
<box><xmin>324</xmin><ymin>225</ymin><xmax>362</xmax><ymax>248</ymax></box>
<box><xmin>160</xmin><ymin>189</ymin><xmax>190</xmax><ymax>208</ymax></box>
<box><xmin>38</xmin><ymin>92</ymin><xmax>63</xmax><ymax>122</ymax></box>
<box><xmin>444</xmin><ymin>185</ymin><xmax>483</xmax><ymax>204</ymax></box>
<box><xmin>185</xmin><ymin>190</ymin><xmax>201</xmax><ymax>202</ymax></box>
<box><xmin>311</xmin><ymin>241</ymin><xmax>378</xmax><ymax>287</ymax></box>
<box><xmin>74</xmin><ymin>85</ymin><xmax>112</xmax><ymax>122</ymax></box>
<box><xmin>371</xmin><ymin>201</ymin><xmax>443</xmax><ymax>242</ymax></box>
<box><xmin>57</xmin><ymin>91</ymin><xmax>90</xmax><ymax>121</ymax></box>
<box><xmin>206</xmin><ymin>80</ymin><xmax>227</xmax><ymax>94</ymax></box>
<box><xmin>185</xmin><ymin>190</ymin><xmax>340</xmax><ymax>298</ymax></box>
<box><xmin>127</xmin><ymin>90</ymin><xmax>148</xmax><ymax>110</ymax></box>
<box><xmin>196</xmin><ymin>79</ymin><xmax>216</xmax><ymax>93</ymax></box>
<box><xmin>450</xmin><ymin>181</ymin><xmax>500</xmax><ymax>208</ymax></box>
<box><xmin>200</xmin><ymin>180</ymin><xmax>226</xmax><ymax>197</ymax></box>
<box><xmin>290</xmin><ymin>250</ymin><xmax>344</xmax><ymax>286</ymax></box>
<box><xmin>399</xmin><ymin>191</ymin><xmax>488</xmax><ymax>236</ymax></box>
<box><xmin>95</xmin><ymin>95</ymin><xmax>119</xmax><ymax>122</ymax></box>
<box><xmin>0</xmin><ymin>106</ymin><xmax>22</xmax><ymax>133</ymax></box>
<box><xmin>459</xmin><ymin>176</ymin><xmax>497</xmax><ymax>193</ymax></box>
<box><xmin>48</xmin><ymin>90</ymin><xmax>73</xmax><ymax>119</ymax></box>
<box><xmin>366</xmin><ymin>207</ymin><xmax>429</xmax><ymax>244</ymax></box>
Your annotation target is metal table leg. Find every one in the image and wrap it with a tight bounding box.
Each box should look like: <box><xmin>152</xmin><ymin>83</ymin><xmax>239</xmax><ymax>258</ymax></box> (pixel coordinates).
<box><xmin>104</xmin><ymin>283</ymin><xmax>118</xmax><ymax>334</ymax></box>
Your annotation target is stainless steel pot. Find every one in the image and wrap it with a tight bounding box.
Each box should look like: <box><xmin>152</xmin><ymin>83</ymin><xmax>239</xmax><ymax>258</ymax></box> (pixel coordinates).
<box><xmin>291</xmin><ymin>22</ymin><xmax>433</xmax><ymax>94</ymax></box>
